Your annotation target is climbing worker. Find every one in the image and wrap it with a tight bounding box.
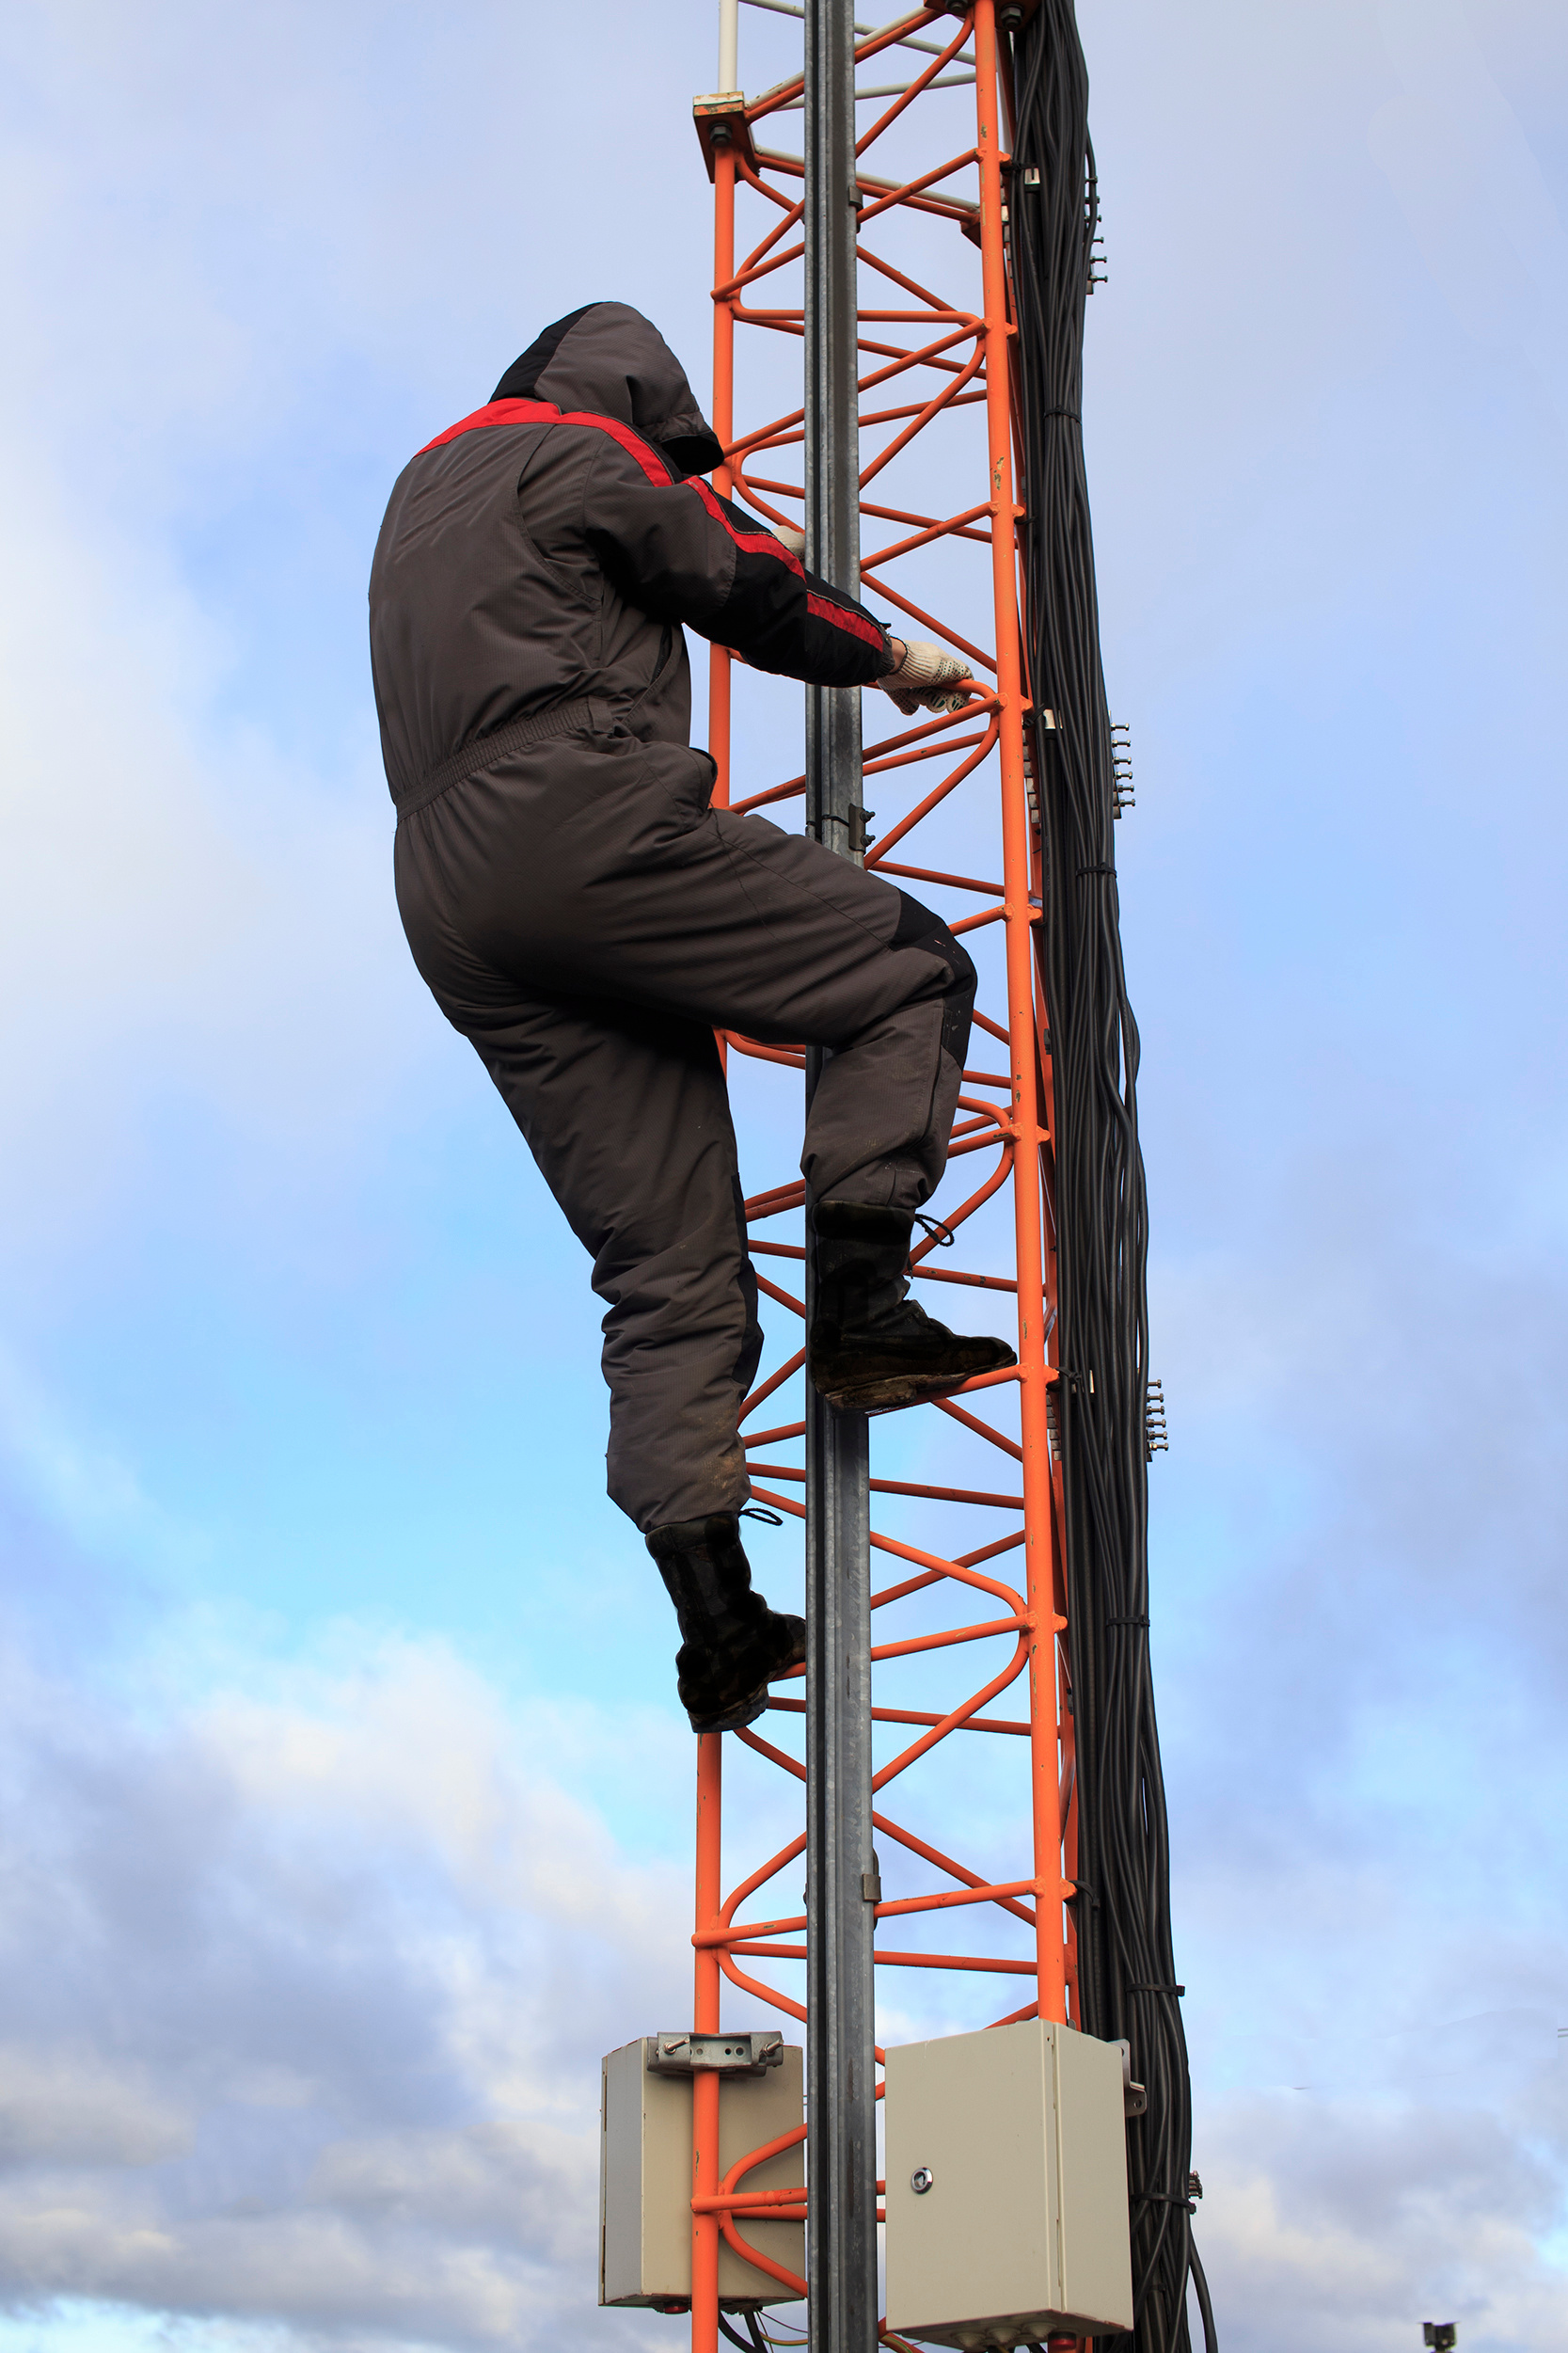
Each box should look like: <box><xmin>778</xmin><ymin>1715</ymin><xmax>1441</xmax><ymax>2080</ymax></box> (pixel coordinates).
<box><xmin>370</xmin><ymin>302</ymin><xmax>1014</xmax><ymax>1734</ymax></box>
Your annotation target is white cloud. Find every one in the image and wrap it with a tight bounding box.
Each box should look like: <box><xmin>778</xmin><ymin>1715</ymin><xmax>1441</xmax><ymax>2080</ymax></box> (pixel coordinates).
<box><xmin>0</xmin><ymin>436</ymin><xmax>426</xmax><ymax>1204</ymax></box>
<box><xmin>0</xmin><ymin>3</ymin><xmax>717</xmax><ymax>1275</ymax></box>
<box><xmin>0</xmin><ymin>2054</ymin><xmax>187</xmax><ymax>2172</ymax></box>
<box><xmin>0</xmin><ymin>1631</ymin><xmax>689</xmax><ymax>2350</ymax></box>
<box><xmin>0</xmin><ymin>1614</ymin><xmax>1555</xmax><ymax>2348</ymax></box>
<box><xmin>1194</xmin><ymin>2089</ymin><xmax>1568</xmax><ymax>2352</ymax></box>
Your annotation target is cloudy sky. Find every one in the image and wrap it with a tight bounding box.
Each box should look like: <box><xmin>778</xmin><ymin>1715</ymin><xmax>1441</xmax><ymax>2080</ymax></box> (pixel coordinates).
<box><xmin>1</xmin><ymin>2</ymin><xmax>1565</xmax><ymax>2351</ymax></box>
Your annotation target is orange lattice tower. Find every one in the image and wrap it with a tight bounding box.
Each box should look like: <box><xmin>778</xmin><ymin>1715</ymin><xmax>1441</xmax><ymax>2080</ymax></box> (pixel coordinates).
<box><xmin>679</xmin><ymin>8</ymin><xmax>1084</xmax><ymax>2353</ymax></box>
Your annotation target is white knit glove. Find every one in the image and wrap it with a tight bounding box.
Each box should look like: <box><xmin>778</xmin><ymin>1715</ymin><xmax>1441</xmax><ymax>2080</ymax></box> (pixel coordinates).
<box><xmin>770</xmin><ymin>523</ymin><xmax>807</xmax><ymax>556</ymax></box>
<box><xmin>878</xmin><ymin>637</ymin><xmax>974</xmax><ymax>715</ymax></box>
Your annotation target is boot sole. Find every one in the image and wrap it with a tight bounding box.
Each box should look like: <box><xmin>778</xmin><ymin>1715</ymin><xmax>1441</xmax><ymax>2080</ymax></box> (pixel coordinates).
<box><xmin>684</xmin><ymin>1628</ymin><xmax>806</xmax><ymax>1736</ymax></box>
<box><xmin>686</xmin><ymin>1682</ymin><xmax>772</xmax><ymax>1736</ymax></box>
<box><xmin>811</xmin><ymin>1359</ymin><xmax>1016</xmax><ymax>1416</ymax></box>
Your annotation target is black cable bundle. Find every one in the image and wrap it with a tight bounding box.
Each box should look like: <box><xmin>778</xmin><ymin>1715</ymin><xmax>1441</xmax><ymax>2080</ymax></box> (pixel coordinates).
<box><xmin>1006</xmin><ymin>7</ymin><xmax>1214</xmax><ymax>2349</ymax></box>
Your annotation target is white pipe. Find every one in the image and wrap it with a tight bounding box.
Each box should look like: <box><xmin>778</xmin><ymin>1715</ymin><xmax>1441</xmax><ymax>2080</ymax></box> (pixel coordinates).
<box><xmin>718</xmin><ymin>0</ymin><xmax>739</xmax><ymax>91</ymax></box>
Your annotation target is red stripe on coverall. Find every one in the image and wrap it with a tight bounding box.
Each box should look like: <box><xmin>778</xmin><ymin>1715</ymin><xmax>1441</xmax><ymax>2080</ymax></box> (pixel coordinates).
<box><xmin>683</xmin><ymin>477</ymin><xmax>887</xmax><ymax>655</ymax></box>
<box><xmin>416</xmin><ymin>406</ymin><xmax>884</xmax><ymax>657</ymax></box>
<box><xmin>416</xmin><ymin>399</ymin><xmax>671</xmax><ymax>485</ymax></box>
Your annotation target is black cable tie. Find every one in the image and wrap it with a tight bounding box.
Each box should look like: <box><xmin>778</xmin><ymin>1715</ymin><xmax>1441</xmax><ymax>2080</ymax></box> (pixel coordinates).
<box><xmin>1105</xmin><ymin>1614</ymin><xmax>1149</xmax><ymax>1627</ymax></box>
<box><xmin>740</xmin><ymin>1504</ymin><xmax>784</xmax><ymax>1526</ymax></box>
<box><xmin>912</xmin><ymin>1213</ymin><xmax>955</xmax><ymax>1248</ymax></box>
<box><xmin>1133</xmin><ymin>2191</ymin><xmax>1197</xmax><ymax>2212</ymax></box>
<box><xmin>1043</xmin><ymin>407</ymin><xmax>1082</xmax><ymax>420</ymax></box>
<box><xmin>1076</xmin><ymin>863</ymin><xmax>1117</xmax><ymax>877</ymax></box>
<box><xmin>1127</xmin><ymin>1982</ymin><xmax>1185</xmax><ymax>1995</ymax></box>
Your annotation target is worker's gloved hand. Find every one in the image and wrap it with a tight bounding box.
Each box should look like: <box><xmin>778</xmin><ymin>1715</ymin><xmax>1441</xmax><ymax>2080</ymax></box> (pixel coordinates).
<box><xmin>878</xmin><ymin>637</ymin><xmax>974</xmax><ymax>716</ymax></box>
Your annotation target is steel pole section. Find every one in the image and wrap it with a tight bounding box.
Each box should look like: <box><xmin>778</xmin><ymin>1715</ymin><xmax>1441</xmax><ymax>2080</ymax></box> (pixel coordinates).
<box><xmin>707</xmin><ymin>123</ymin><xmax>736</xmax><ymax>810</ymax></box>
<box><xmin>803</xmin><ymin>6</ymin><xmax>878</xmax><ymax>2352</ymax></box>
<box><xmin>690</xmin><ymin>1736</ymin><xmax>724</xmax><ymax>2353</ymax></box>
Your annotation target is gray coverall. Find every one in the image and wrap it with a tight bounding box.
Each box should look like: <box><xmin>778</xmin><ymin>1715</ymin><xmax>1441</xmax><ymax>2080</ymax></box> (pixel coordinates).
<box><xmin>370</xmin><ymin>304</ymin><xmax>974</xmax><ymax>1532</ymax></box>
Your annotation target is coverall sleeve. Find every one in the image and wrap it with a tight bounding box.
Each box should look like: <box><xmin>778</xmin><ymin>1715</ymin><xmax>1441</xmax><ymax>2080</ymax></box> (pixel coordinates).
<box><xmin>581</xmin><ymin>438</ymin><xmax>895</xmax><ymax>691</ymax></box>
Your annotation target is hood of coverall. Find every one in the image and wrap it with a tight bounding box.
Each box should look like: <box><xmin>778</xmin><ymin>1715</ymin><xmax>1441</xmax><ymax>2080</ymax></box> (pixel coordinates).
<box><xmin>491</xmin><ymin>302</ymin><xmax>725</xmax><ymax>479</ymax></box>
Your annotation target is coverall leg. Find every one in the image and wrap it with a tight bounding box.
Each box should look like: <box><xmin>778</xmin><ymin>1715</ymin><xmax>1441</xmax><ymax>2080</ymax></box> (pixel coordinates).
<box><xmin>394</xmin><ymin>722</ymin><xmax>975</xmax><ymax>1532</ymax></box>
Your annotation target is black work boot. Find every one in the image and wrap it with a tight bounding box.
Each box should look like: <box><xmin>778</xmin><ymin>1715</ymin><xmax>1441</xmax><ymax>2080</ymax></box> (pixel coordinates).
<box><xmin>809</xmin><ymin>1198</ymin><xmax>1017</xmax><ymax>1414</ymax></box>
<box><xmin>646</xmin><ymin>1515</ymin><xmax>806</xmax><ymax>1735</ymax></box>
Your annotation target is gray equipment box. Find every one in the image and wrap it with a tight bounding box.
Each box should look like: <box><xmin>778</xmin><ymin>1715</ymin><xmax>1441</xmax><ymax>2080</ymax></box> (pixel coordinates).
<box><xmin>884</xmin><ymin>2017</ymin><xmax>1134</xmax><ymax>2346</ymax></box>
<box><xmin>599</xmin><ymin>2037</ymin><xmax>805</xmax><ymax>2308</ymax></box>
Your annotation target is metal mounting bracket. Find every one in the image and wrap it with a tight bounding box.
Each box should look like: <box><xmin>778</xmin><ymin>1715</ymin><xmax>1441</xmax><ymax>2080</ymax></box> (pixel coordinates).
<box><xmin>1113</xmin><ymin>2038</ymin><xmax>1148</xmax><ymax>2118</ymax></box>
<box><xmin>692</xmin><ymin>93</ymin><xmax>759</xmax><ymax>183</ymax></box>
<box><xmin>647</xmin><ymin>2030</ymin><xmax>784</xmax><ymax>2077</ymax></box>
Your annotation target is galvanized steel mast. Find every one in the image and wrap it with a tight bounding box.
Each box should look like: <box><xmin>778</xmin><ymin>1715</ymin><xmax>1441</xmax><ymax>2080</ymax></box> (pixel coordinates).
<box><xmin>802</xmin><ymin>3</ymin><xmax>879</xmax><ymax>2348</ymax></box>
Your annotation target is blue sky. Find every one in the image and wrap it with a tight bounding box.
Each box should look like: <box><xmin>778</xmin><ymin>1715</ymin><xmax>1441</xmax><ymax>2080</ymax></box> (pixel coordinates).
<box><xmin>0</xmin><ymin>2</ymin><xmax>1565</xmax><ymax>2350</ymax></box>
